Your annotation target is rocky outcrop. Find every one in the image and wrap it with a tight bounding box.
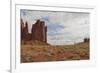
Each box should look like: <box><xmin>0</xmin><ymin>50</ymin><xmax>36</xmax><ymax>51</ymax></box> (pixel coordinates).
<box><xmin>31</xmin><ymin>19</ymin><xmax>47</xmax><ymax>43</ymax></box>
<box><xmin>84</xmin><ymin>38</ymin><xmax>90</xmax><ymax>42</ymax></box>
<box><xmin>21</xmin><ymin>19</ymin><xmax>47</xmax><ymax>43</ymax></box>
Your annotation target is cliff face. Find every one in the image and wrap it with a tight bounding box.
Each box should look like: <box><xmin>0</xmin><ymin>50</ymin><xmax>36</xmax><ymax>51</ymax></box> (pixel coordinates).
<box><xmin>21</xmin><ymin>19</ymin><xmax>47</xmax><ymax>43</ymax></box>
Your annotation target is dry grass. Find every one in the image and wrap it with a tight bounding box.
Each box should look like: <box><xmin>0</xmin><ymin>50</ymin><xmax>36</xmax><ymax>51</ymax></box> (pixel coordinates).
<box><xmin>21</xmin><ymin>42</ymin><xmax>89</xmax><ymax>63</ymax></box>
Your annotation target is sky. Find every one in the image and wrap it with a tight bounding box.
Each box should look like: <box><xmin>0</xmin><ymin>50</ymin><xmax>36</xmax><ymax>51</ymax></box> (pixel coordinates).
<box><xmin>20</xmin><ymin>9</ymin><xmax>90</xmax><ymax>45</ymax></box>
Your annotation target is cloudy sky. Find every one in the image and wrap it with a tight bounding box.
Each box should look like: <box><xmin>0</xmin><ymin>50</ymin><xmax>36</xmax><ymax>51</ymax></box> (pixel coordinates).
<box><xmin>20</xmin><ymin>9</ymin><xmax>90</xmax><ymax>45</ymax></box>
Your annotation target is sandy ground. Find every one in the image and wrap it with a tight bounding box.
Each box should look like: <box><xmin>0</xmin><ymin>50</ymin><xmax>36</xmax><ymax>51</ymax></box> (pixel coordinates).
<box><xmin>21</xmin><ymin>42</ymin><xmax>89</xmax><ymax>63</ymax></box>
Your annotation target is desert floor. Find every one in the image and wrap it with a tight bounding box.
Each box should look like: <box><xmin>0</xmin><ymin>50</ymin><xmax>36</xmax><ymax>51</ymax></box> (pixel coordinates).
<box><xmin>21</xmin><ymin>41</ymin><xmax>89</xmax><ymax>63</ymax></box>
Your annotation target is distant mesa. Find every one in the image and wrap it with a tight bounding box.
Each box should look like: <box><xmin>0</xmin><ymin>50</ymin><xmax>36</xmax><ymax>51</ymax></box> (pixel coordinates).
<box><xmin>21</xmin><ymin>19</ymin><xmax>47</xmax><ymax>44</ymax></box>
<box><xmin>84</xmin><ymin>38</ymin><xmax>90</xmax><ymax>42</ymax></box>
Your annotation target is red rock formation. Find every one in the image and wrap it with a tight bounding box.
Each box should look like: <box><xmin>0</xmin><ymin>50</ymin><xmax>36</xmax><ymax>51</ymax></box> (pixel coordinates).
<box><xmin>21</xmin><ymin>19</ymin><xmax>47</xmax><ymax>43</ymax></box>
<box><xmin>44</xmin><ymin>26</ymin><xmax>47</xmax><ymax>43</ymax></box>
<box><xmin>84</xmin><ymin>38</ymin><xmax>90</xmax><ymax>42</ymax></box>
<box><xmin>31</xmin><ymin>19</ymin><xmax>47</xmax><ymax>43</ymax></box>
<box><xmin>21</xmin><ymin>19</ymin><xmax>24</xmax><ymax>40</ymax></box>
